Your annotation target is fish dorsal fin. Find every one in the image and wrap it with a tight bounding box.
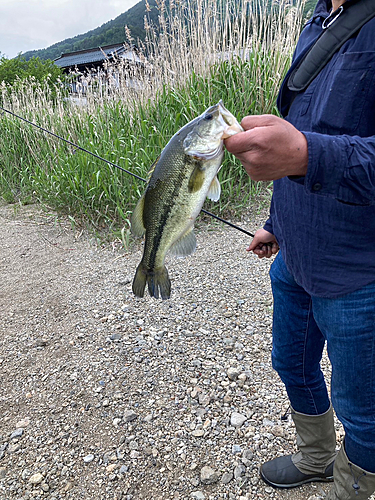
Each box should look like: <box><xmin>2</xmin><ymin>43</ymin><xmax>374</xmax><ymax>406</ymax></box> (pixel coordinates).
<box><xmin>207</xmin><ymin>175</ymin><xmax>221</xmax><ymax>202</ymax></box>
<box><xmin>146</xmin><ymin>155</ymin><xmax>161</xmax><ymax>183</ymax></box>
<box><xmin>130</xmin><ymin>195</ymin><xmax>146</xmax><ymax>237</ymax></box>
<box><xmin>169</xmin><ymin>228</ymin><xmax>197</xmax><ymax>257</ymax></box>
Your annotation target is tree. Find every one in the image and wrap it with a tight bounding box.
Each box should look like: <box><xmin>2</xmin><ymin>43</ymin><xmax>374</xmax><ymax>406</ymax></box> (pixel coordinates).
<box><xmin>0</xmin><ymin>55</ymin><xmax>63</xmax><ymax>86</ymax></box>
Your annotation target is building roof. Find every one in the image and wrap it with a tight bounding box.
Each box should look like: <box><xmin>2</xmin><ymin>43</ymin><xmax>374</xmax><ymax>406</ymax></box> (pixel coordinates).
<box><xmin>54</xmin><ymin>43</ymin><xmax>141</xmax><ymax>69</ymax></box>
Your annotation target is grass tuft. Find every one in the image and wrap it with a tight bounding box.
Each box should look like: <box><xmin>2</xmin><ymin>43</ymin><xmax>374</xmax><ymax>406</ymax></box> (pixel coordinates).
<box><xmin>0</xmin><ymin>0</ymin><xmax>306</xmax><ymax>231</ymax></box>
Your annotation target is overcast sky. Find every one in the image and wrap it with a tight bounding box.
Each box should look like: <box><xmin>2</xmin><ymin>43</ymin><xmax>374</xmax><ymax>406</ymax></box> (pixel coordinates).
<box><xmin>0</xmin><ymin>0</ymin><xmax>140</xmax><ymax>59</ymax></box>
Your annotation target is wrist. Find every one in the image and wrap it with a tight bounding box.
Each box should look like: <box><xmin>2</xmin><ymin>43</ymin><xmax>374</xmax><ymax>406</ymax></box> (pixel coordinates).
<box><xmin>291</xmin><ymin>132</ymin><xmax>308</xmax><ymax>176</ymax></box>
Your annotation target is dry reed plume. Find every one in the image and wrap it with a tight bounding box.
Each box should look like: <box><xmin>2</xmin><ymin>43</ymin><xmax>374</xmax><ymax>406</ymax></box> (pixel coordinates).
<box><xmin>0</xmin><ymin>0</ymin><xmax>306</xmax><ymax>226</ymax></box>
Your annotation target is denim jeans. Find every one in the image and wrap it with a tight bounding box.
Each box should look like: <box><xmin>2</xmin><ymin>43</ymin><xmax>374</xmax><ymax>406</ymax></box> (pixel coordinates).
<box><xmin>269</xmin><ymin>253</ymin><xmax>375</xmax><ymax>472</ymax></box>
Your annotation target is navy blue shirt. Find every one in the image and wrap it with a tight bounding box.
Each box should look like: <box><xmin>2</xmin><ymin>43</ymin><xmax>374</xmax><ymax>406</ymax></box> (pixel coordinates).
<box><xmin>265</xmin><ymin>0</ymin><xmax>375</xmax><ymax>298</ymax></box>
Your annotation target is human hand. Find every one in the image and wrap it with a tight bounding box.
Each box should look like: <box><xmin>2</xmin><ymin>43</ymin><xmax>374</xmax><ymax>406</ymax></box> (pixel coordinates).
<box><xmin>225</xmin><ymin>115</ymin><xmax>308</xmax><ymax>181</ymax></box>
<box><xmin>247</xmin><ymin>229</ymin><xmax>279</xmax><ymax>258</ymax></box>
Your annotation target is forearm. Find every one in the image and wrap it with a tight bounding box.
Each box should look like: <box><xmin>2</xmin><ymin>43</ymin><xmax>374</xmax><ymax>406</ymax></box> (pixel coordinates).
<box><xmin>295</xmin><ymin>132</ymin><xmax>375</xmax><ymax>206</ymax></box>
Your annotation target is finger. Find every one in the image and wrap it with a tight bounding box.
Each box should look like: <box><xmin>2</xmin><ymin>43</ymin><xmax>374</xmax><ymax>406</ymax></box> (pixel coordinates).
<box><xmin>247</xmin><ymin>241</ymin><xmax>259</xmax><ymax>252</ymax></box>
<box><xmin>262</xmin><ymin>245</ymin><xmax>272</xmax><ymax>258</ymax></box>
<box><xmin>241</xmin><ymin>114</ymin><xmax>277</xmax><ymax>131</ymax></box>
<box><xmin>224</xmin><ymin>131</ymin><xmax>253</xmax><ymax>155</ymax></box>
<box><xmin>251</xmin><ymin>246</ymin><xmax>265</xmax><ymax>255</ymax></box>
<box><xmin>224</xmin><ymin>126</ymin><xmax>268</xmax><ymax>157</ymax></box>
<box><xmin>257</xmin><ymin>249</ymin><xmax>270</xmax><ymax>259</ymax></box>
<box><xmin>256</xmin><ymin>251</ymin><xmax>266</xmax><ymax>259</ymax></box>
<box><xmin>247</xmin><ymin>240</ymin><xmax>266</xmax><ymax>252</ymax></box>
<box><xmin>253</xmin><ymin>244</ymin><xmax>273</xmax><ymax>258</ymax></box>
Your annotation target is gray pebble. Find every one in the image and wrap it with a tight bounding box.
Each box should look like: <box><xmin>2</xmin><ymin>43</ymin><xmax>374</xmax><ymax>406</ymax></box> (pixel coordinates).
<box><xmin>234</xmin><ymin>463</ymin><xmax>246</xmax><ymax>479</ymax></box>
<box><xmin>200</xmin><ymin>466</ymin><xmax>219</xmax><ymax>485</ymax></box>
<box><xmin>242</xmin><ymin>449</ymin><xmax>254</xmax><ymax>461</ymax></box>
<box><xmin>221</xmin><ymin>471</ymin><xmax>233</xmax><ymax>484</ymax></box>
<box><xmin>123</xmin><ymin>410</ymin><xmax>138</xmax><ymax>422</ymax></box>
<box><xmin>191</xmin><ymin>492</ymin><xmax>205</xmax><ymax>500</ymax></box>
<box><xmin>230</xmin><ymin>412</ymin><xmax>247</xmax><ymax>428</ymax></box>
<box><xmin>109</xmin><ymin>333</ymin><xmax>122</xmax><ymax>341</ymax></box>
<box><xmin>34</xmin><ymin>338</ymin><xmax>48</xmax><ymax>347</ymax></box>
<box><xmin>10</xmin><ymin>428</ymin><xmax>24</xmax><ymax>440</ymax></box>
<box><xmin>227</xmin><ymin>367</ymin><xmax>240</xmax><ymax>381</ymax></box>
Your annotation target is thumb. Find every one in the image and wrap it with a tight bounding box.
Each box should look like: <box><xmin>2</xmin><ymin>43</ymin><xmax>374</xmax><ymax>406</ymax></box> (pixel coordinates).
<box><xmin>247</xmin><ymin>233</ymin><xmax>265</xmax><ymax>251</ymax></box>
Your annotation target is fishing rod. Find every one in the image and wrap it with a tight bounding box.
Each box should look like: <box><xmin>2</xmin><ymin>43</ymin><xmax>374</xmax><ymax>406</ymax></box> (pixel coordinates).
<box><xmin>0</xmin><ymin>105</ymin><xmax>255</xmax><ymax>238</ymax></box>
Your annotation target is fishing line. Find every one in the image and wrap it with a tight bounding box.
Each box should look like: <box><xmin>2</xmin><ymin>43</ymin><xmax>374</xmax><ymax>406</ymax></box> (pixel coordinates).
<box><xmin>0</xmin><ymin>106</ymin><xmax>145</xmax><ymax>182</ymax></box>
<box><xmin>0</xmin><ymin>105</ymin><xmax>255</xmax><ymax>238</ymax></box>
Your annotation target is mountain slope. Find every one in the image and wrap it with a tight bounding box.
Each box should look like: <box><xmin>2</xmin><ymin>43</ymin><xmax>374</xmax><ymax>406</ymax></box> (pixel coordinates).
<box><xmin>22</xmin><ymin>0</ymin><xmax>158</xmax><ymax>61</ymax></box>
<box><xmin>22</xmin><ymin>0</ymin><xmax>318</xmax><ymax>62</ymax></box>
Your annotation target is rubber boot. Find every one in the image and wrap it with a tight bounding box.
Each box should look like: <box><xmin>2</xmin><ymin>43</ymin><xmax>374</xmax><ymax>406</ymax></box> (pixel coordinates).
<box><xmin>260</xmin><ymin>405</ymin><xmax>337</xmax><ymax>488</ymax></box>
<box><xmin>325</xmin><ymin>443</ymin><xmax>375</xmax><ymax>499</ymax></box>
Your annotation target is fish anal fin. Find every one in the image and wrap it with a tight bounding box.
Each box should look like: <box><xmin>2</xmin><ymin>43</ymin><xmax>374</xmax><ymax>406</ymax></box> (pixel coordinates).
<box><xmin>207</xmin><ymin>175</ymin><xmax>221</xmax><ymax>202</ymax></box>
<box><xmin>131</xmin><ymin>195</ymin><xmax>146</xmax><ymax>237</ymax></box>
<box><xmin>169</xmin><ymin>229</ymin><xmax>196</xmax><ymax>257</ymax></box>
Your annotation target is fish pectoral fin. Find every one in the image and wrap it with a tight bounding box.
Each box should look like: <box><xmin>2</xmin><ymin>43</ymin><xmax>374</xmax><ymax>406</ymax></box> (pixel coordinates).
<box><xmin>130</xmin><ymin>195</ymin><xmax>146</xmax><ymax>237</ymax></box>
<box><xmin>188</xmin><ymin>164</ymin><xmax>205</xmax><ymax>193</ymax></box>
<box><xmin>207</xmin><ymin>175</ymin><xmax>221</xmax><ymax>202</ymax></box>
<box><xmin>169</xmin><ymin>229</ymin><xmax>197</xmax><ymax>257</ymax></box>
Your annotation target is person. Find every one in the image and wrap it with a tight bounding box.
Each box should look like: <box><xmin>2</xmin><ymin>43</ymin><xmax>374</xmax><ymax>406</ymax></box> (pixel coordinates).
<box><xmin>224</xmin><ymin>0</ymin><xmax>375</xmax><ymax>498</ymax></box>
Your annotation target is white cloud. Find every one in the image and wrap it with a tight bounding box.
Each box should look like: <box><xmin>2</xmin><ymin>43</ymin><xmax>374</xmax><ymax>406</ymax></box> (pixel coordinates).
<box><xmin>0</xmin><ymin>0</ymin><xmax>140</xmax><ymax>58</ymax></box>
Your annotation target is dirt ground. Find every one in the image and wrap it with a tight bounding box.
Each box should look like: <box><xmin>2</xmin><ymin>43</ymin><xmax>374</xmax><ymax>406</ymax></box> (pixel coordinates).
<box><xmin>0</xmin><ymin>203</ymin><xmax>349</xmax><ymax>500</ymax></box>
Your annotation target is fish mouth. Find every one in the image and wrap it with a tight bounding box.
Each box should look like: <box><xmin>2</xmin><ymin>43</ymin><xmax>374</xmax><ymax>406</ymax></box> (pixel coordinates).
<box><xmin>199</xmin><ymin>100</ymin><xmax>243</xmax><ymax>132</ymax></box>
<box><xmin>217</xmin><ymin>100</ymin><xmax>244</xmax><ymax>137</ymax></box>
<box><xmin>184</xmin><ymin>101</ymin><xmax>243</xmax><ymax>158</ymax></box>
<box><xmin>201</xmin><ymin>100</ymin><xmax>243</xmax><ymax>137</ymax></box>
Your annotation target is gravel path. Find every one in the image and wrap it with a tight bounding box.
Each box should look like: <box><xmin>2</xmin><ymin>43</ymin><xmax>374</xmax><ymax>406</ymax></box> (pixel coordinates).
<box><xmin>0</xmin><ymin>203</ymin><xmax>352</xmax><ymax>500</ymax></box>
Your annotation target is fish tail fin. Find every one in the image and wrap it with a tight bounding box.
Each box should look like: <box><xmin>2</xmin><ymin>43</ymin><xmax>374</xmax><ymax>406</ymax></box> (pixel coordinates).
<box><xmin>132</xmin><ymin>263</ymin><xmax>171</xmax><ymax>300</ymax></box>
<box><xmin>147</xmin><ymin>266</ymin><xmax>171</xmax><ymax>300</ymax></box>
<box><xmin>132</xmin><ymin>262</ymin><xmax>148</xmax><ymax>298</ymax></box>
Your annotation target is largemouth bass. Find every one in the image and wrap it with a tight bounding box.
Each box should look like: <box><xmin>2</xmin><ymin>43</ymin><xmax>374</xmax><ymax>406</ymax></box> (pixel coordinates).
<box><xmin>131</xmin><ymin>101</ymin><xmax>243</xmax><ymax>300</ymax></box>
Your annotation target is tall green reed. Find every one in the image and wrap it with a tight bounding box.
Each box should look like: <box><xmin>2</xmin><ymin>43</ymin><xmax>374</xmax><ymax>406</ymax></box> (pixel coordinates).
<box><xmin>0</xmin><ymin>0</ymin><xmax>306</xmax><ymax>230</ymax></box>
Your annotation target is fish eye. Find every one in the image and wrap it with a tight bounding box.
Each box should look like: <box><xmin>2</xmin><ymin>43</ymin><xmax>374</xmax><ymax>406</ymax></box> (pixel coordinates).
<box><xmin>204</xmin><ymin>113</ymin><xmax>213</xmax><ymax>121</ymax></box>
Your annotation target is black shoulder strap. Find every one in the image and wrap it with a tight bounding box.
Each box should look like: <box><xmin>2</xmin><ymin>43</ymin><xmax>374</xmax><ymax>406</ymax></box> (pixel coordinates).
<box><xmin>288</xmin><ymin>0</ymin><xmax>375</xmax><ymax>92</ymax></box>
